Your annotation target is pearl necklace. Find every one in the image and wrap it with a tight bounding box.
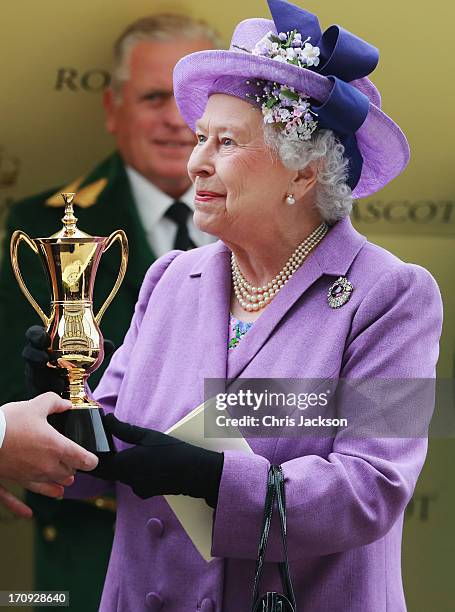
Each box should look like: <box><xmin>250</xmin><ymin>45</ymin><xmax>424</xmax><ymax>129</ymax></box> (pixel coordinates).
<box><xmin>231</xmin><ymin>222</ymin><xmax>328</xmax><ymax>312</ymax></box>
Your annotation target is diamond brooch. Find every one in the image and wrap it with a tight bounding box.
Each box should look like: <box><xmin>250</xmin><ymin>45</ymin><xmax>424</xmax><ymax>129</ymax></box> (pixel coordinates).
<box><xmin>327</xmin><ymin>276</ymin><xmax>353</xmax><ymax>308</ymax></box>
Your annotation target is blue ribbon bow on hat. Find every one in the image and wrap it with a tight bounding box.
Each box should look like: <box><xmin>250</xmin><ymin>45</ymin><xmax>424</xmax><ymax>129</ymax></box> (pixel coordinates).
<box><xmin>268</xmin><ymin>0</ymin><xmax>379</xmax><ymax>189</ymax></box>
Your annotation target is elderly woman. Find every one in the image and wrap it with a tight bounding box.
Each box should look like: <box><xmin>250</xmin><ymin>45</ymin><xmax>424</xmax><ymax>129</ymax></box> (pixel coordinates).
<box><xmin>25</xmin><ymin>1</ymin><xmax>442</xmax><ymax>610</ymax></box>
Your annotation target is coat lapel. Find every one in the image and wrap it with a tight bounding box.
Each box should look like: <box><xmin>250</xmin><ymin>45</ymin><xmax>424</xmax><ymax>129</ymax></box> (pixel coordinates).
<box><xmin>226</xmin><ymin>253</ymin><xmax>324</xmax><ymax>380</ymax></box>
<box><xmin>226</xmin><ymin>216</ymin><xmax>367</xmax><ymax>380</ymax></box>
<box><xmin>84</xmin><ymin>154</ymin><xmax>156</xmax><ymax>293</ymax></box>
<box><xmin>105</xmin><ymin>177</ymin><xmax>156</xmax><ymax>293</ymax></box>
<box><xmin>190</xmin><ymin>242</ymin><xmax>232</xmax><ymax>382</ymax></box>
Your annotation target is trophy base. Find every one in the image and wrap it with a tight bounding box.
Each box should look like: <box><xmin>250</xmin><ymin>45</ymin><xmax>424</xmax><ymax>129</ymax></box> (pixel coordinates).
<box><xmin>48</xmin><ymin>407</ymin><xmax>116</xmax><ymax>453</ymax></box>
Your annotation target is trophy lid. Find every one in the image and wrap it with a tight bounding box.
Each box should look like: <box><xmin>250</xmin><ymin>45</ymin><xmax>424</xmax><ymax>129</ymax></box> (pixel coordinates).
<box><xmin>50</xmin><ymin>193</ymin><xmax>92</xmax><ymax>239</ymax></box>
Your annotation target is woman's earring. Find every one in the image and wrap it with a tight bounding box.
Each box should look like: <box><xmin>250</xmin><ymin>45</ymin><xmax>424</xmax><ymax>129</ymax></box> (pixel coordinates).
<box><xmin>286</xmin><ymin>194</ymin><xmax>296</xmax><ymax>206</ymax></box>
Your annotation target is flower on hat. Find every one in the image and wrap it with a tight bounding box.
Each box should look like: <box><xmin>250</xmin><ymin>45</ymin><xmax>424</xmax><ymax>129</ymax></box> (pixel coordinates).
<box><xmin>252</xmin><ymin>28</ymin><xmax>319</xmax><ymax>70</ymax></box>
<box><xmin>247</xmin><ymin>27</ymin><xmax>320</xmax><ymax>140</ymax></box>
<box><xmin>251</xmin><ymin>32</ymin><xmax>275</xmax><ymax>56</ymax></box>
<box><xmin>300</xmin><ymin>42</ymin><xmax>320</xmax><ymax>67</ymax></box>
<box><xmin>247</xmin><ymin>80</ymin><xmax>318</xmax><ymax>141</ymax></box>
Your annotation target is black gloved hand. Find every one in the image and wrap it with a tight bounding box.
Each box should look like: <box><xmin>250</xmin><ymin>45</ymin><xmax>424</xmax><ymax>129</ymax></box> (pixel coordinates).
<box><xmin>91</xmin><ymin>414</ymin><xmax>224</xmax><ymax>509</ymax></box>
<box><xmin>22</xmin><ymin>326</ymin><xmax>63</xmax><ymax>398</ymax></box>
<box><xmin>22</xmin><ymin>325</ymin><xmax>116</xmax><ymax>399</ymax></box>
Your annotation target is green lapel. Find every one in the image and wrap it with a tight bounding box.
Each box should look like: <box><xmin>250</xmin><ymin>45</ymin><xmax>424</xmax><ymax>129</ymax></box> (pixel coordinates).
<box><xmin>75</xmin><ymin>152</ymin><xmax>157</xmax><ymax>293</ymax></box>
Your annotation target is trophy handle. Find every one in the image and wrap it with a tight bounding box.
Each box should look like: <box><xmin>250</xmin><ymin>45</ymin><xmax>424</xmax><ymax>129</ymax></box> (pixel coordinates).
<box><xmin>10</xmin><ymin>230</ymin><xmax>51</xmax><ymax>328</ymax></box>
<box><xmin>95</xmin><ymin>229</ymin><xmax>128</xmax><ymax>325</ymax></box>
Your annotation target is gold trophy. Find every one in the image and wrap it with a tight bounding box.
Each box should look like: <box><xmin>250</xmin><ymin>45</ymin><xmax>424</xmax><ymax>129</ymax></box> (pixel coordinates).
<box><xmin>10</xmin><ymin>192</ymin><xmax>128</xmax><ymax>452</ymax></box>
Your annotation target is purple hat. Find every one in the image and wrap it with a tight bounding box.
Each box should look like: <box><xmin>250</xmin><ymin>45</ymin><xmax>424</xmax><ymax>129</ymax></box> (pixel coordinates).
<box><xmin>174</xmin><ymin>0</ymin><xmax>410</xmax><ymax>199</ymax></box>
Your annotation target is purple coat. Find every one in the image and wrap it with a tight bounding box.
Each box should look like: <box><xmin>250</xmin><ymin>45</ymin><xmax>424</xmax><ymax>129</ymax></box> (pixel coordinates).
<box><xmin>68</xmin><ymin>216</ymin><xmax>443</xmax><ymax>611</ymax></box>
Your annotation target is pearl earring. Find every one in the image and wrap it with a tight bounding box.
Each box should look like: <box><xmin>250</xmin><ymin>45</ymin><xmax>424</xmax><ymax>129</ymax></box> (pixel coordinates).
<box><xmin>286</xmin><ymin>194</ymin><xmax>295</xmax><ymax>205</ymax></box>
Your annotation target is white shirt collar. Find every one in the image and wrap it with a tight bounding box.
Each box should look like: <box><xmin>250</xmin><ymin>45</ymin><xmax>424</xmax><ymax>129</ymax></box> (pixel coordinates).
<box><xmin>125</xmin><ymin>165</ymin><xmax>195</xmax><ymax>232</ymax></box>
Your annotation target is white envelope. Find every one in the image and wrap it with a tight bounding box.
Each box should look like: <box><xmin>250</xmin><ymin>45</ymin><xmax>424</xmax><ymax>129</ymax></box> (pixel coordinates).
<box><xmin>165</xmin><ymin>398</ymin><xmax>252</xmax><ymax>562</ymax></box>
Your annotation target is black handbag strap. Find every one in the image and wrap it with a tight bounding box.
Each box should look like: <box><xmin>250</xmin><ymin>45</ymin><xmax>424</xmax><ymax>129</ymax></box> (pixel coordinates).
<box><xmin>252</xmin><ymin>467</ymin><xmax>276</xmax><ymax>604</ymax></box>
<box><xmin>251</xmin><ymin>465</ymin><xmax>297</xmax><ymax>610</ymax></box>
<box><xmin>275</xmin><ymin>466</ymin><xmax>296</xmax><ymax>606</ymax></box>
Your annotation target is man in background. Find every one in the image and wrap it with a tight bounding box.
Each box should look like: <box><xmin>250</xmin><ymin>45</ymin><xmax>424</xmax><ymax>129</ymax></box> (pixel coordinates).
<box><xmin>0</xmin><ymin>14</ymin><xmax>220</xmax><ymax>609</ymax></box>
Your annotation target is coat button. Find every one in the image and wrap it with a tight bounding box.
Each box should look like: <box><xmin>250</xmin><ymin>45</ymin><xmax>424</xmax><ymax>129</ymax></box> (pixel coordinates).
<box><xmin>199</xmin><ymin>598</ymin><xmax>215</xmax><ymax>611</ymax></box>
<box><xmin>145</xmin><ymin>592</ymin><xmax>163</xmax><ymax>610</ymax></box>
<box><xmin>147</xmin><ymin>518</ymin><xmax>164</xmax><ymax>537</ymax></box>
<box><xmin>42</xmin><ymin>526</ymin><xmax>57</xmax><ymax>542</ymax></box>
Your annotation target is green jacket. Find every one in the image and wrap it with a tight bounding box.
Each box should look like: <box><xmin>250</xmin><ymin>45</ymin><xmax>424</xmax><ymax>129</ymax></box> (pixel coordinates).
<box><xmin>0</xmin><ymin>152</ymin><xmax>156</xmax><ymax>611</ymax></box>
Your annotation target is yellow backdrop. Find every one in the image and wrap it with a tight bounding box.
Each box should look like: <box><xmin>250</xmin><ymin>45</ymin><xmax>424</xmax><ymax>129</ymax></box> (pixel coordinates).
<box><xmin>0</xmin><ymin>2</ymin><xmax>453</xmax><ymax>610</ymax></box>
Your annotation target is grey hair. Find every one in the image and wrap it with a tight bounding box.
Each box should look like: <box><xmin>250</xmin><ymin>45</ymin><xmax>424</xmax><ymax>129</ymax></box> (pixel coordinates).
<box><xmin>111</xmin><ymin>14</ymin><xmax>223</xmax><ymax>97</ymax></box>
<box><xmin>264</xmin><ymin>126</ymin><xmax>354</xmax><ymax>223</ymax></box>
